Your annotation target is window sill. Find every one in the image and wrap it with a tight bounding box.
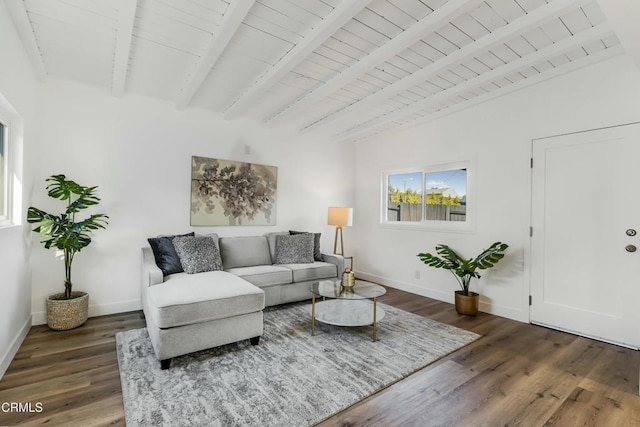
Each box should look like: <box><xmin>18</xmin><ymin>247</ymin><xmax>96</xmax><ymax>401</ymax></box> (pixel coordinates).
<box><xmin>379</xmin><ymin>221</ymin><xmax>476</xmax><ymax>234</ymax></box>
<box><xmin>0</xmin><ymin>222</ymin><xmax>20</xmax><ymax>231</ymax></box>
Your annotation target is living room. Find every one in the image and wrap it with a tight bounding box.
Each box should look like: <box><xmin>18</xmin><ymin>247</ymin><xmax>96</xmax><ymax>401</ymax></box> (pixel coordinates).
<box><xmin>1</xmin><ymin>0</ymin><xmax>639</xmax><ymax>425</ymax></box>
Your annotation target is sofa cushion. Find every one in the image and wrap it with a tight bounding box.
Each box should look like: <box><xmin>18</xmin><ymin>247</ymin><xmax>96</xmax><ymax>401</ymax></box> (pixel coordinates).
<box><xmin>279</xmin><ymin>261</ymin><xmax>338</xmax><ymax>282</ymax></box>
<box><xmin>274</xmin><ymin>233</ymin><xmax>314</xmax><ymax>264</ymax></box>
<box><xmin>147</xmin><ymin>271</ymin><xmax>265</xmax><ymax>328</ymax></box>
<box><xmin>290</xmin><ymin>231</ymin><xmax>322</xmax><ymax>261</ymax></box>
<box><xmin>225</xmin><ymin>265</ymin><xmax>292</xmax><ymax>287</ymax></box>
<box><xmin>219</xmin><ymin>236</ymin><xmax>272</xmax><ymax>269</ymax></box>
<box><xmin>172</xmin><ymin>235</ymin><xmax>223</xmax><ymax>274</ymax></box>
<box><xmin>147</xmin><ymin>232</ymin><xmax>194</xmax><ymax>276</ymax></box>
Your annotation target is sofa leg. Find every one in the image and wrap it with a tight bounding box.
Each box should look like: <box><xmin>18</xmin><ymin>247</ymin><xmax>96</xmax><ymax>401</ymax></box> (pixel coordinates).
<box><xmin>250</xmin><ymin>336</ymin><xmax>260</xmax><ymax>346</ymax></box>
<box><xmin>160</xmin><ymin>358</ymin><xmax>171</xmax><ymax>370</ymax></box>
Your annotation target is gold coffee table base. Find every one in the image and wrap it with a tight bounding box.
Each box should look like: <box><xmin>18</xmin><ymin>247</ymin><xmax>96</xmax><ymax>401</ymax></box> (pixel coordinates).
<box><xmin>311</xmin><ymin>294</ymin><xmax>385</xmax><ymax>342</ymax></box>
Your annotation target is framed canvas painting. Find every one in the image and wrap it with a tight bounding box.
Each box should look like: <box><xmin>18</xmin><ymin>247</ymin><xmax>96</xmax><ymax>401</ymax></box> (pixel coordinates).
<box><xmin>190</xmin><ymin>156</ymin><xmax>277</xmax><ymax>226</ymax></box>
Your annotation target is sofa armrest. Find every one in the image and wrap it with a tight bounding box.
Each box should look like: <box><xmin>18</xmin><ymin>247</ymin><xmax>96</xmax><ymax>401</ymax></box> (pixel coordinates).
<box><xmin>321</xmin><ymin>252</ymin><xmax>344</xmax><ymax>274</ymax></box>
<box><xmin>142</xmin><ymin>247</ymin><xmax>164</xmax><ymax>287</ymax></box>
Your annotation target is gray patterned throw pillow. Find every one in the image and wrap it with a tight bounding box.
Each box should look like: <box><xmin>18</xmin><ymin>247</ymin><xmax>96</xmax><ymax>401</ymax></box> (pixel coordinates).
<box><xmin>172</xmin><ymin>235</ymin><xmax>223</xmax><ymax>274</ymax></box>
<box><xmin>289</xmin><ymin>230</ymin><xmax>322</xmax><ymax>261</ymax></box>
<box><xmin>274</xmin><ymin>233</ymin><xmax>314</xmax><ymax>264</ymax></box>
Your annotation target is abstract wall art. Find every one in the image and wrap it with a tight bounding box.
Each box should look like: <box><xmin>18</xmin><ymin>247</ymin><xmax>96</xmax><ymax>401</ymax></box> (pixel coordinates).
<box><xmin>190</xmin><ymin>156</ymin><xmax>277</xmax><ymax>226</ymax></box>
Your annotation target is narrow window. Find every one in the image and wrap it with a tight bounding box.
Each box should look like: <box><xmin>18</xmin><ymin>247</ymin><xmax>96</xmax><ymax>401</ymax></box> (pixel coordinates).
<box><xmin>0</xmin><ymin>95</ymin><xmax>22</xmax><ymax>228</ymax></box>
<box><xmin>0</xmin><ymin>121</ymin><xmax>5</xmax><ymax>219</ymax></box>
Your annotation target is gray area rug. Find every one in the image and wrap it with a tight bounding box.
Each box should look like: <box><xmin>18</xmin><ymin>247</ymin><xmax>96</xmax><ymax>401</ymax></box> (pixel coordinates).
<box><xmin>116</xmin><ymin>302</ymin><xmax>479</xmax><ymax>426</ymax></box>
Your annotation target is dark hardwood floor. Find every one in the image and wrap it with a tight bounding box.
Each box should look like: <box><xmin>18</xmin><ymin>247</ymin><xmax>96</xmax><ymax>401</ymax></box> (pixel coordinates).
<box><xmin>1</xmin><ymin>287</ymin><xmax>638</xmax><ymax>426</ymax></box>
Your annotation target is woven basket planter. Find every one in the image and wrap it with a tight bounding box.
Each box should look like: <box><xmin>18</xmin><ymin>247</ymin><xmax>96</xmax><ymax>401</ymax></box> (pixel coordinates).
<box><xmin>46</xmin><ymin>291</ymin><xmax>89</xmax><ymax>330</ymax></box>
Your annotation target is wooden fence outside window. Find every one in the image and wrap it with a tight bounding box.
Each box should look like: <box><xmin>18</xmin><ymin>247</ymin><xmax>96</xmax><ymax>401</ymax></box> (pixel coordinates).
<box><xmin>387</xmin><ymin>203</ymin><xmax>466</xmax><ymax>222</ymax></box>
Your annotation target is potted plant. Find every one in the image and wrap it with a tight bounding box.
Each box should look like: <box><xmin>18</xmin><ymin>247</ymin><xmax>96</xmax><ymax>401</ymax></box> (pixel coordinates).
<box><xmin>417</xmin><ymin>242</ymin><xmax>508</xmax><ymax>315</ymax></box>
<box><xmin>27</xmin><ymin>174</ymin><xmax>108</xmax><ymax>330</ymax></box>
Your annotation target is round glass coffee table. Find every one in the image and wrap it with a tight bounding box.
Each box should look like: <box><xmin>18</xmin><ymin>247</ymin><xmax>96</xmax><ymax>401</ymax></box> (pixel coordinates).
<box><xmin>310</xmin><ymin>279</ymin><xmax>387</xmax><ymax>341</ymax></box>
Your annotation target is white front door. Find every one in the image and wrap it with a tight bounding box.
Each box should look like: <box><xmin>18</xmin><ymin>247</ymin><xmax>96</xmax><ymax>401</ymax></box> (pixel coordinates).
<box><xmin>530</xmin><ymin>122</ymin><xmax>640</xmax><ymax>349</ymax></box>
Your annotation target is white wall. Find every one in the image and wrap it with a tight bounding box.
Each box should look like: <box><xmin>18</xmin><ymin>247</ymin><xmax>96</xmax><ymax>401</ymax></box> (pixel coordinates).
<box><xmin>353</xmin><ymin>54</ymin><xmax>640</xmax><ymax>322</ymax></box>
<box><xmin>30</xmin><ymin>79</ymin><xmax>355</xmax><ymax>323</ymax></box>
<box><xmin>0</xmin><ymin>2</ymin><xmax>41</xmax><ymax>377</ymax></box>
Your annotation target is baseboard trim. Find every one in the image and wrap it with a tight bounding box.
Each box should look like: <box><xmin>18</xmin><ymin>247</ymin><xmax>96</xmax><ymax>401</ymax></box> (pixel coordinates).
<box><xmin>355</xmin><ymin>270</ymin><xmax>524</xmax><ymax>322</ymax></box>
<box><xmin>32</xmin><ymin>298</ymin><xmax>142</xmax><ymax>326</ymax></box>
<box><xmin>356</xmin><ymin>271</ymin><xmax>452</xmax><ymax>302</ymax></box>
<box><xmin>0</xmin><ymin>316</ymin><xmax>32</xmax><ymax>380</ymax></box>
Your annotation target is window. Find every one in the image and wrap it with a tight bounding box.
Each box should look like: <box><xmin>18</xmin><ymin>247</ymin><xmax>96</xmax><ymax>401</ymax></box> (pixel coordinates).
<box><xmin>386</xmin><ymin>171</ymin><xmax>423</xmax><ymax>222</ymax></box>
<box><xmin>0</xmin><ymin>121</ymin><xmax>6</xmax><ymax>221</ymax></box>
<box><xmin>424</xmin><ymin>168</ymin><xmax>467</xmax><ymax>222</ymax></box>
<box><xmin>0</xmin><ymin>93</ymin><xmax>21</xmax><ymax>228</ymax></box>
<box><xmin>382</xmin><ymin>161</ymin><xmax>472</xmax><ymax>231</ymax></box>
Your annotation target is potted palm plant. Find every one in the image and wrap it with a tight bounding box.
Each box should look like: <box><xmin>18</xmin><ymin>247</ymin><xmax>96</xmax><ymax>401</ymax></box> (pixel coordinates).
<box><xmin>417</xmin><ymin>242</ymin><xmax>508</xmax><ymax>315</ymax></box>
<box><xmin>27</xmin><ymin>174</ymin><xmax>108</xmax><ymax>330</ymax></box>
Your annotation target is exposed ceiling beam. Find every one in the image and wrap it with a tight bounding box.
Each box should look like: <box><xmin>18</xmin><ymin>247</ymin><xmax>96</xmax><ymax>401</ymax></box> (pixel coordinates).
<box><xmin>175</xmin><ymin>0</ymin><xmax>256</xmax><ymax>110</ymax></box>
<box><xmin>301</xmin><ymin>0</ymin><xmax>591</xmax><ymax>134</ymax></box>
<box><xmin>423</xmin><ymin>47</ymin><xmax>625</xmax><ymax>131</ymax></box>
<box><xmin>342</xmin><ymin>44</ymin><xmax>625</xmax><ymax>143</ymax></box>
<box><xmin>223</xmin><ymin>0</ymin><xmax>372</xmax><ymax>119</ymax></box>
<box><xmin>112</xmin><ymin>0</ymin><xmax>137</xmax><ymax>97</ymax></box>
<box><xmin>266</xmin><ymin>0</ymin><xmax>483</xmax><ymax>124</ymax></box>
<box><xmin>335</xmin><ymin>23</ymin><xmax>615</xmax><ymax>141</ymax></box>
<box><xmin>4</xmin><ymin>0</ymin><xmax>47</xmax><ymax>81</ymax></box>
<box><xmin>596</xmin><ymin>0</ymin><xmax>640</xmax><ymax>72</ymax></box>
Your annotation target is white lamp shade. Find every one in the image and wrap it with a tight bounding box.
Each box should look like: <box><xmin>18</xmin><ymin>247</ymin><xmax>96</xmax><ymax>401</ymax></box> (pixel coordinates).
<box><xmin>327</xmin><ymin>207</ymin><xmax>353</xmax><ymax>227</ymax></box>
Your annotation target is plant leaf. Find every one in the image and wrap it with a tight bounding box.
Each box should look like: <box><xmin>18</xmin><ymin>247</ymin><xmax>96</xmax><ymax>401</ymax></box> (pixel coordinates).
<box><xmin>434</xmin><ymin>244</ymin><xmax>463</xmax><ymax>269</ymax></box>
<box><xmin>475</xmin><ymin>242</ymin><xmax>509</xmax><ymax>269</ymax></box>
<box><xmin>418</xmin><ymin>241</ymin><xmax>508</xmax><ymax>293</ymax></box>
<box><xmin>417</xmin><ymin>252</ymin><xmax>449</xmax><ymax>268</ymax></box>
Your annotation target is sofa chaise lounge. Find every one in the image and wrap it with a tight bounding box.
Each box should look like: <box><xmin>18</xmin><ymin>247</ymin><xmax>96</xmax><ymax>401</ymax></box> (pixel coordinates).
<box><xmin>141</xmin><ymin>231</ymin><xmax>344</xmax><ymax>369</ymax></box>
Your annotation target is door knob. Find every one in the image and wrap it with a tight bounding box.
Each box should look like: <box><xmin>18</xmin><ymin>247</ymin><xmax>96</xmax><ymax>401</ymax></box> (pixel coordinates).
<box><xmin>626</xmin><ymin>229</ymin><xmax>637</xmax><ymax>237</ymax></box>
<box><xmin>625</xmin><ymin>245</ymin><xmax>636</xmax><ymax>253</ymax></box>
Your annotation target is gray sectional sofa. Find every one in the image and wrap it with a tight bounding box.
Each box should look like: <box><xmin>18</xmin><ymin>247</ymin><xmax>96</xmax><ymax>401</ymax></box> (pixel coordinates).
<box><xmin>141</xmin><ymin>231</ymin><xmax>344</xmax><ymax>369</ymax></box>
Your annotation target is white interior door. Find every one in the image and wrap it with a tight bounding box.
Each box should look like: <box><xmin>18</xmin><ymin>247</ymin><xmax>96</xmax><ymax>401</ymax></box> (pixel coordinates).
<box><xmin>531</xmin><ymin>123</ymin><xmax>640</xmax><ymax>349</ymax></box>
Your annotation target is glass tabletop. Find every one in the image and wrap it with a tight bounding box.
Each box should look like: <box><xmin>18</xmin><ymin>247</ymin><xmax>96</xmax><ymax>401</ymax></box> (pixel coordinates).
<box><xmin>311</xmin><ymin>279</ymin><xmax>386</xmax><ymax>300</ymax></box>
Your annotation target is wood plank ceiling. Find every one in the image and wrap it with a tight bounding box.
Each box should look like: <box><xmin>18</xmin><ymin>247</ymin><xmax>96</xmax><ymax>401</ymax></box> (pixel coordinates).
<box><xmin>6</xmin><ymin>0</ymin><xmax>623</xmax><ymax>141</ymax></box>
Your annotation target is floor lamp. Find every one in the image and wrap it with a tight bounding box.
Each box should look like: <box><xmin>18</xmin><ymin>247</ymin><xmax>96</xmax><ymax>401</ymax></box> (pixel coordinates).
<box><xmin>327</xmin><ymin>207</ymin><xmax>353</xmax><ymax>256</ymax></box>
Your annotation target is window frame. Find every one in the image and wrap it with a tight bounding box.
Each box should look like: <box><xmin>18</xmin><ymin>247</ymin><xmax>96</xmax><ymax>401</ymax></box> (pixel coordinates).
<box><xmin>0</xmin><ymin>90</ymin><xmax>23</xmax><ymax>229</ymax></box>
<box><xmin>380</xmin><ymin>159</ymin><xmax>476</xmax><ymax>234</ymax></box>
<box><xmin>0</xmin><ymin>116</ymin><xmax>10</xmax><ymax>226</ymax></box>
